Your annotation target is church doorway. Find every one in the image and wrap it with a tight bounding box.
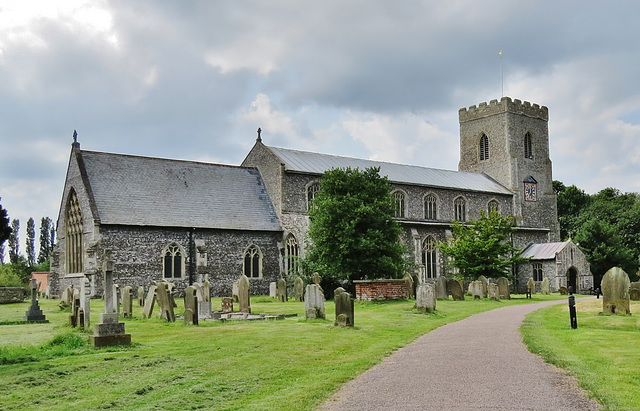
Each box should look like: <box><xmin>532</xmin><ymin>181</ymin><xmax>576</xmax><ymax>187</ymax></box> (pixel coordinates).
<box><xmin>567</xmin><ymin>267</ymin><xmax>578</xmax><ymax>293</ymax></box>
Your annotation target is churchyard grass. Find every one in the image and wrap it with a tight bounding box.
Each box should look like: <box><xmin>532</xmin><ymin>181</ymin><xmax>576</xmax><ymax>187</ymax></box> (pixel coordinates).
<box><xmin>1</xmin><ymin>294</ymin><xmax>565</xmax><ymax>410</ymax></box>
<box><xmin>521</xmin><ymin>298</ymin><xmax>640</xmax><ymax>410</ymax></box>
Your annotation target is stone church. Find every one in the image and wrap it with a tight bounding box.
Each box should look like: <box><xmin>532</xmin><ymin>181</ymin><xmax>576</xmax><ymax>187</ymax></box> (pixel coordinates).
<box><xmin>49</xmin><ymin>96</ymin><xmax>593</xmax><ymax>297</ymax></box>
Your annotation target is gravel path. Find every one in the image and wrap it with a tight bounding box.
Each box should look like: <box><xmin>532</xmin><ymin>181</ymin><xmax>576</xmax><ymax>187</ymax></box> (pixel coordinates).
<box><xmin>320</xmin><ymin>298</ymin><xmax>601</xmax><ymax>410</ymax></box>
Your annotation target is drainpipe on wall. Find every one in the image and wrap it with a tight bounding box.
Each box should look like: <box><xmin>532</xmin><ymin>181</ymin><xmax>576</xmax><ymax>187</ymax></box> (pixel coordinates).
<box><xmin>189</xmin><ymin>228</ymin><xmax>195</xmax><ymax>285</ymax></box>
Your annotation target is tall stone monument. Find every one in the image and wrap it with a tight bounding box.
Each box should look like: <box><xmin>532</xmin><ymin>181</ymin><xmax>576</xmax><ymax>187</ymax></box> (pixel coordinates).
<box><xmin>601</xmin><ymin>267</ymin><xmax>631</xmax><ymax>315</ymax></box>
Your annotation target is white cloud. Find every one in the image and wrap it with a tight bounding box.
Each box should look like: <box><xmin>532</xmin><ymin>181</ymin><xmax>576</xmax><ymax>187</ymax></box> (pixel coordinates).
<box><xmin>239</xmin><ymin>93</ymin><xmax>297</xmax><ymax>138</ymax></box>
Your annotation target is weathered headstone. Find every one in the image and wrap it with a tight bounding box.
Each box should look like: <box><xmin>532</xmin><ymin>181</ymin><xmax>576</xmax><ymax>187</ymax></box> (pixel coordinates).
<box><xmin>559</xmin><ymin>286</ymin><xmax>568</xmax><ymax>295</ymax></box>
<box><xmin>435</xmin><ymin>276</ymin><xmax>448</xmax><ymax>300</ymax></box>
<box><xmin>276</xmin><ymin>278</ymin><xmax>287</xmax><ymax>302</ymax></box>
<box><xmin>294</xmin><ymin>277</ymin><xmax>305</xmax><ymax>302</ymax></box>
<box><xmin>447</xmin><ymin>279</ymin><xmax>465</xmax><ymax>301</ymax></box>
<box><xmin>195</xmin><ymin>282</ymin><xmax>212</xmax><ymax>319</ymax></box>
<box><xmin>415</xmin><ymin>283</ymin><xmax>436</xmax><ymax>313</ymax></box>
<box><xmin>90</xmin><ymin>252</ymin><xmax>131</xmax><ymax>347</ymax></box>
<box><xmin>304</xmin><ymin>284</ymin><xmax>326</xmax><ymax>319</ymax></box>
<box><xmin>488</xmin><ymin>283</ymin><xmax>500</xmax><ymax>301</ymax></box>
<box><xmin>221</xmin><ymin>297</ymin><xmax>233</xmax><ymax>313</ymax></box>
<box><xmin>601</xmin><ymin>267</ymin><xmax>631</xmax><ymax>315</ymax></box>
<box><xmin>24</xmin><ymin>278</ymin><xmax>48</xmax><ymax>322</ymax></box>
<box><xmin>470</xmin><ymin>280</ymin><xmax>483</xmax><ymax>300</ymax></box>
<box><xmin>403</xmin><ymin>274</ymin><xmax>415</xmax><ymax>299</ymax></box>
<box><xmin>312</xmin><ymin>272</ymin><xmax>322</xmax><ymax>286</ymax></box>
<box><xmin>137</xmin><ymin>286</ymin><xmax>145</xmax><ymax>306</ymax></box>
<box><xmin>269</xmin><ymin>282</ymin><xmax>277</xmax><ymax>298</ymax></box>
<box><xmin>497</xmin><ymin>277</ymin><xmax>510</xmax><ymax>300</ymax></box>
<box><xmin>184</xmin><ymin>285</ymin><xmax>198</xmax><ymax>325</ymax></box>
<box><xmin>122</xmin><ymin>286</ymin><xmax>133</xmax><ymax>318</ymax></box>
<box><xmin>80</xmin><ymin>276</ymin><xmax>91</xmax><ymax>329</ymax></box>
<box><xmin>334</xmin><ymin>287</ymin><xmax>354</xmax><ymax>327</ymax></box>
<box><xmin>232</xmin><ymin>281</ymin><xmax>239</xmax><ymax>302</ymax></box>
<box><xmin>156</xmin><ymin>282</ymin><xmax>176</xmax><ymax>322</ymax></box>
<box><xmin>541</xmin><ymin>277</ymin><xmax>550</xmax><ymax>295</ymax></box>
<box><xmin>70</xmin><ymin>288</ymin><xmax>81</xmax><ymax>327</ymax></box>
<box><xmin>237</xmin><ymin>274</ymin><xmax>251</xmax><ymax>313</ymax></box>
<box><xmin>142</xmin><ymin>284</ymin><xmax>157</xmax><ymax>319</ymax></box>
<box><xmin>630</xmin><ymin>281</ymin><xmax>640</xmax><ymax>301</ymax></box>
<box><xmin>526</xmin><ymin>278</ymin><xmax>535</xmax><ymax>299</ymax></box>
<box><xmin>478</xmin><ymin>275</ymin><xmax>488</xmax><ymax>298</ymax></box>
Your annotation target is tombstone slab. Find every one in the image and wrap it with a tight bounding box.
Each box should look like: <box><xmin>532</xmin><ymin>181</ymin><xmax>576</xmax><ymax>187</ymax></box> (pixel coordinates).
<box><xmin>156</xmin><ymin>282</ymin><xmax>176</xmax><ymax>322</ymax></box>
<box><xmin>334</xmin><ymin>287</ymin><xmax>354</xmax><ymax>327</ymax></box>
<box><xmin>415</xmin><ymin>283</ymin><xmax>436</xmax><ymax>313</ymax></box>
<box><xmin>269</xmin><ymin>282</ymin><xmax>277</xmax><ymax>298</ymax></box>
<box><xmin>304</xmin><ymin>284</ymin><xmax>326</xmax><ymax>319</ymax></box>
<box><xmin>601</xmin><ymin>267</ymin><xmax>631</xmax><ymax>315</ymax></box>
<box><xmin>237</xmin><ymin>274</ymin><xmax>251</xmax><ymax>313</ymax></box>
<box><xmin>122</xmin><ymin>286</ymin><xmax>133</xmax><ymax>318</ymax></box>
<box><xmin>435</xmin><ymin>276</ymin><xmax>448</xmax><ymax>300</ymax></box>
<box><xmin>526</xmin><ymin>278</ymin><xmax>535</xmax><ymax>299</ymax></box>
<box><xmin>137</xmin><ymin>286</ymin><xmax>145</xmax><ymax>306</ymax></box>
<box><xmin>142</xmin><ymin>284</ymin><xmax>157</xmax><ymax>319</ymax></box>
<box><xmin>404</xmin><ymin>274</ymin><xmax>415</xmax><ymax>299</ymax></box>
<box><xmin>276</xmin><ymin>278</ymin><xmax>287</xmax><ymax>302</ymax></box>
<box><xmin>629</xmin><ymin>281</ymin><xmax>640</xmax><ymax>301</ymax></box>
<box><xmin>293</xmin><ymin>277</ymin><xmax>304</xmax><ymax>302</ymax></box>
<box><xmin>488</xmin><ymin>283</ymin><xmax>500</xmax><ymax>301</ymax></box>
<box><xmin>497</xmin><ymin>277</ymin><xmax>510</xmax><ymax>300</ymax></box>
<box><xmin>470</xmin><ymin>281</ymin><xmax>483</xmax><ymax>300</ymax></box>
<box><xmin>184</xmin><ymin>286</ymin><xmax>198</xmax><ymax>325</ymax></box>
<box><xmin>541</xmin><ymin>277</ymin><xmax>550</xmax><ymax>295</ymax></box>
<box><xmin>221</xmin><ymin>297</ymin><xmax>234</xmax><ymax>313</ymax></box>
<box><xmin>447</xmin><ymin>279</ymin><xmax>465</xmax><ymax>301</ymax></box>
<box><xmin>478</xmin><ymin>275</ymin><xmax>488</xmax><ymax>298</ymax></box>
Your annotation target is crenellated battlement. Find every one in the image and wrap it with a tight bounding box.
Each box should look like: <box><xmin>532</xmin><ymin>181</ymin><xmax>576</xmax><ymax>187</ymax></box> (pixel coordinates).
<box><xmin>459</xmin><ymin>96</ymin><xmax>548</xmax><ymax>122</ymax></box>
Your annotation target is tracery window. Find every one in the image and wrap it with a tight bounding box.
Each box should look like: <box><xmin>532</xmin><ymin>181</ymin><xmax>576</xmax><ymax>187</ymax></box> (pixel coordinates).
<box><xmin>533</xmin><ymin>262</ymin><xmax>543</xmax><ymax>282</ymax></box>
<box><xmin>454</xmin><ymin>197</ymin><xmax>466</xmax><ymax>222</ymax></box>
<box><xmin>65</xmin><ymin>189</ymin><xmax>84</xmax><ymax>273</ymax></box>
<box><xmin>307</xmin><ymin>182</ymin><xmax>321</xmax><ymax>211</ymax></box>
<box><xmin>393</xmin><ymin>191</ymin><xmax>406</xmax><ymax>218</ymax></box>
<box><xmin>424</xmin><ymin>194</ymin><xmax>437</xmax><ymax>220</ymax></box>
<box><xmin>488</xmin><ymin>200</ymin><xmax>500</xmax><ymax>214</ymax></box>
<box><xmin>285</xmin><ymin>234</ymin><xmax>299</xmax><ymax>276</ymax></box>
<box><xmin>479</xmin><ymin>134</ymin><xmax>489</xmax><ymax>161</ymax></box>
<box><xmin>422</xmin><ymin>236</ymin><xmax>438</xmax><ymax>279</ymax></box>
<box><xmin>243</xmin><ymin>245</ymin><xmax>262</xmax><ymax>278</ymax></box>
<box><xmin>524</xmin><ymin>132</ymin><xmax>533</xmax><ymax>159</ymax></box>
<box><xmin>163</xmin><ymin>243</ymin><xmax>184</xmax><ymax>279</ymax></box>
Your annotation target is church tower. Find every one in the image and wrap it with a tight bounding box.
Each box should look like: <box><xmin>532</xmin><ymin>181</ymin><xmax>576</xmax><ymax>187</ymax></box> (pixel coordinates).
<box><xmin>458</xmin><ymin>97</ymin><xmax>560</xmax><ymax>242</ymax></box>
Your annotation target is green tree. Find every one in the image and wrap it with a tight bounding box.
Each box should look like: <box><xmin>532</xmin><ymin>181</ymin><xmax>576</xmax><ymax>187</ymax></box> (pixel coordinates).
<box><xmin>8</xmin><ymin>219</ymin><xmax>19</xmax><ymax>264</ymax></box>
<box><xmin>38</xmin><ymin>217</ymin><xmax>53</xmax><ymax>264</ymax></box>
<box><xmin>554</xmin><ymin>180</ymin><xmax>590</xmax><ymax>240</ymax></box>
<box><xmin>26</xmin><ymin>217</ymin><xmax>35</xmax><ymax>266</ymax></box>
<box><xmin>306</xmin><ymin>167</ymin><xmax>405</xmax><ymax>283</ymax></box>
<box><xmin>0</xmin><ymin>198</ymin><xmax>11</xmax><ymax>263</ymax></box>
<box><xmin>438</xmin><ymin>210</ymin><xmax>527</xmax><ymax>281</ymax></box>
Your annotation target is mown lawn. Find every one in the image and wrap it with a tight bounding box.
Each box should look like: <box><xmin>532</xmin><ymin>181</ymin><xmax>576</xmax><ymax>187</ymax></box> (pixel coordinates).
<box><xmin>521</xmin><ymin>298</ymin><xmax>640</xmax><ymax>411</ymax></box>
<box><xmin>2</xmin><ymin>294</ymin><xmax>564</xmax><ymax>410</ymax></box>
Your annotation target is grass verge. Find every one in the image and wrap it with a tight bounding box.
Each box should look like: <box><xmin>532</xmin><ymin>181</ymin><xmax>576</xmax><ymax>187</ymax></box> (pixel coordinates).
<box><xmin>1</xmin><ymin>294</ymin><xmax>565</xmax><ymax>410</ymax></box>
<box><xmin>521</xmin><ymin>298</ymin><xmax>640</xmax><ymax>411</ymax></box>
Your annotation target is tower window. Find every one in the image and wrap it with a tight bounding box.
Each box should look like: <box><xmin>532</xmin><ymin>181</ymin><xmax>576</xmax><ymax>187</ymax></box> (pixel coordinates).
<box><xmin>424</xmin><ymin>194</ymin><xmax>437</xmax><ymax>220</ymax></box>
<box><xmin>454</xmin><ymin>197</ymin><xmax>466</xmax><ymax>222</ymax></box>
<box><xmin>479</xmin><ymin>134</ymin><xmax>489</xmax><ymax>161</ymax></box>
<box><xmin>524</xmin><ymin>132</ymin><xmax>533</xmax><ymax>159</ymax></box>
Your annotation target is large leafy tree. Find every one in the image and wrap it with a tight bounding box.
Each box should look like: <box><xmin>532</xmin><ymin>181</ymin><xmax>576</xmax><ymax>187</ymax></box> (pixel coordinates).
<box><xmin>439</xmin><ymin>210</ymin><xmax>527</xmax><ymax>281</ymax></box>
<box><xmin>306</xmin><ymin>167</ymin><xmax>405</xmax><ymax>282</ymax></box>
<box><xmin>26</xmin><ymin>217</ymin><xmax>36</xmax><ymax>266</ymax></box>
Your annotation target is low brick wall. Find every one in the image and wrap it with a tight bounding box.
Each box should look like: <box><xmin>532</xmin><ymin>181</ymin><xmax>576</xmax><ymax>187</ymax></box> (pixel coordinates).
<box><xmin>0</xmin><ymin>287</ymin><xmax>26</xmax><ymax>304</ymax></box>
<box><xmin>354</xmin><ymin>279</ymin><xmax>411</xmax><ymax>301</ymax></box>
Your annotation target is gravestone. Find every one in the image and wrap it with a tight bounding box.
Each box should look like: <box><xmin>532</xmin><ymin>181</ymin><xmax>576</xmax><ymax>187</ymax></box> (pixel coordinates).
<box><xmin>478</xmin><ymin>275</ymin><xmax>488</xmax><ymax>298</ymax></box>
<box><xmin>232</xmin><ymin>281</ymin><xmax>239</xmax><ymax>302</ymax></box>
<box><xmin>334</xmin><ymin>287</ymin><xmax>354</xmax><ymax>327</ymax></box>
<box><xmin>312</xmin><ymin>272</ymin><xmax>322</xmax><ymax>286</ymax></box>
<box><xmin>470</xmin><ymin>281</ymin><xmax>483</xmax><ymax>300</ymax></box>
<box><xmin>24</xmin><ymin>278</ymin><xmax>48</xmax><ymax>322</ymax></box>
<box><xmin>304</xmin><ymin>284</ymin><xmax>326</xmax><ymax>319</ymax></box>
<box><xmin>447</xmin><ymin>279</ymin><xmax>464</xmax><ymax>301</ymax></box>
<box><xmin>60</xmin><ymin>285</ymin><xmax>74</xmax><ymax>308</ymax></box>
<box><xmin>415</xmin><ymin>283</ymin><xmax>436</xmax><ymax>313</ymax></box>
<box><xmin>142</xmin><ymin>284</ymin><xmax>157</xmax><ymax>318</ymax></box>
<box><xmin>541</xmin><ymin>277</ymin><xmax>550</xmax><ymax>295</ymax></box>
<box><xmin>601</xmin><ymin>267</ymin><xmax>631</xmax><ymax>315</ymax></box>
<box><xmin>184</xmin><ymin>285</ymin><xmax>198</xmax><ymax>325</ymax></box>
<box><xmin>122</xmin><ymin>286</ymin><xmax>133</xmax><ymax>318</ymax></box>
<box><xmin>221</xmin><ymin>297</ymin><xmax>233</xmax><ymax>313</ymax></box>
<box><xmin>526</xmin><ymin>278</ymin><xmax>535</xmax><ymax>299</ymax></box>
<box><xmin>497</xmin><ymin>277</ymin><xmax>510</xmax><ymax>300</ymax></box>
<box><xmin>630</xmin><ymin>281</ymin><xmax>640</xmax><ymax>301</ymax></box>
<box><xmin>435</xmin><ymin>276</ymin><xmax>448</xmax><ymax>300</ymax></box>
<box><xmin>238</xmin><ymin>274</ymin><xmax>251</xmax><ymax>313</ymax></box>
<box><xmin>294</xmin><ymin>277</ymin><xmax>304</xmax><ymax>302</ymax></box>
<box><xmin>195</xmin><ymin>282</ymin><xmax>212</xmax><ymax>319</ymax></box>
<box><xmin>404</xmin><ymin>274</ymin><xmax>415</xmax><ymax>299</ymax></box>
<box><xmin>488</xmin><ymin>283</ymin><xmax>500</xmax><ymax>301</ymax></box>
<box><xmin>70</xmin><ymin>288</ymin><xmax>81</xmax><ymax>327</ymax></box>
<box><xmin>269</xmin><ymin>282</ymin><xmax>277</xmax><ymax>298</ymax></box>
<box><xmin>559</xmin><ymin>286</ymin><xmax>568</xmax><ymax>295</ymax></box>
<box><xmin>80</xmin><ymin>276</ymin><xmax>91</xmax><ymax>329</ymax></box>
<box><xmin>137</xmin><ymin>286</ymin><xmax>145</xmax><ymax>306</ymax></box>
<box><xmin>90</xmin><ymin>252</ymin><xmax>131</xmax><ymax>347</ymax></box>
<box><xmin>156</xmin><ymin>282</ymin><xmax>176</xmax><ymax>322</ymax></box>
<box><xmin>276</xmin><ymin>278</ymin><xmax>287</xmax><ymax>302</ymax></box>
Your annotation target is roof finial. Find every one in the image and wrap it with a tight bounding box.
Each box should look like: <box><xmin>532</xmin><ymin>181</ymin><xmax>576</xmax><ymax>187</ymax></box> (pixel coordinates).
<box><xmin>72</xmin><ymin>129</ymin><xmax>80</xmax><ymax>149</ymax></box>
<box><xmin>257</xmin><ymin>127</ymin><xmax>262</xmax><ymax>142</ymax></box>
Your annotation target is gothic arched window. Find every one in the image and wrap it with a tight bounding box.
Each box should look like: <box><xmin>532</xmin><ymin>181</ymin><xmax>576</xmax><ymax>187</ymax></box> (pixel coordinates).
<box><xmin>163</xmin><ymin>243</ymin><xmax>184</xmax><ymax>279</ymax></box>
<box><xmin>424</xmin><ymin>193</ymin><xmax>437</xmax><ymax>220</ymax></box>
<box><xmin>65</xmin><ymin>189</ymin><xmax>84</xmax><ymax>273</ymax></box>
<box><xmin>243</xmin><ymin>245</ymin><xmax>262</xmax><ymax>278</ymax></box>
<box><xmin>524</xmin><ymin>132</ymin><xmax>533</xmax><ymax>159</ymax></box>
<box><xmin>479</xmin><ymin>134</ymin><xmax>489</xmax><ymax>161</ymax></box>
<box><xmin>454</xmin><ymin>197</ymin><xmax>466</xmax><ymax>222</ymax></box>
<box><xmin>488</xmin><ymin>200</ymin><xmax>500</xmax><ymax>214</ymax></box>
<box><xmin>285</xmin><ymin>234</ymin><xmax>299</xmax><ymax>276</ymax></box>
<box><xmin>422</xmin><ymin>236</ymin><xmax>438</xmax><ymax>279</ymax></box>
<box><xmin>307</xmin><ymin>182</ymin><xmax>321</xmax><ymax>211</ymax></box>
<box><xmin>393</xmin><ymin>190</ymin><xmax>406</xmax><ymax>218</ymax></box>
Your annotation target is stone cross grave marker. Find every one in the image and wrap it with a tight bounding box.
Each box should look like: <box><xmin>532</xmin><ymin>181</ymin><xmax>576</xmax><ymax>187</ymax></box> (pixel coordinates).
<box><xmin>294</xmin><ymin>277</ymin><xmax>304</xmax><ymax>302</ymax></box>
<box><xmin>416</xmin><ymin>283</ymin><xmax>436</xmax><ymax>313</ymax></box>
<box><xmin>238</xmin><ymin>274</ymin><xmax>251</xmax><ymax>313</ymax></box>
<box><xmin>24</xmin><ymin>277</ymin><xmax>48</xmax><ymax>322</ymax></box>
<box><xmin>184</xmin><ymin>285</ymin><xmax>198</xmax><ymax>325</ymax></box>
<box><xmin>334</xmin><ymin>287</ymin><xmax>354</xmax><ymax>327</ymax></box>
<box><xmin>497</xmin><ymin>277</ymin><xmax>510</xmax><ymax>300</ymax></box>
<box><xmin>601</xmin><ymin>267</ymin><xmax>631</xmax><ymax>315</ymax></box>
<box><xmin>304</xmin><ymin>284</ymin><xmax>325</xmax><ymax>319</ymax></box>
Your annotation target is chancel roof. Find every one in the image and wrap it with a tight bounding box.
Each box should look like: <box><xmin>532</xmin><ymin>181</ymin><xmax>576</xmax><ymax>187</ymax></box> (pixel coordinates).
<box><xmin>80</xmin><ymin>150</ymin><xmax>281</xmax><ymax>231</ymax></box>
<box><xmin>520</xmin><ymin>241</ymin><xmax>570</xmax><ymax>260</ymax></box>
<box><xmin>267</xmin><ymin>146</ymin><xmax>512</xmax><ymax>195</ymax></box>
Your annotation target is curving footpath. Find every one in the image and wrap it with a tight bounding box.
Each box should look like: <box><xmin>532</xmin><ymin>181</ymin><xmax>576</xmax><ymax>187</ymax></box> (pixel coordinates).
<box><xmin>321</xmin><ymin>298</ymin><xmax>601</xmax><ymax>410</ymax></box>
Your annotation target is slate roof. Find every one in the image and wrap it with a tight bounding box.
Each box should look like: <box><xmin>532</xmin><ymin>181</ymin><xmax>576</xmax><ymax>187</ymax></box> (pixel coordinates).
<box><xmin>520</xmin><ymin>241</ymin><xmax>570</xmax><ymax>260</ymax></box>
<box><xmin>267</xmin><ymin>146</ymin><xmax>512</xmax><ymax>195</ymax></box>
<box><xmin>80</xmin><ymin>150</ymin><xmax>281</xmax><ymax>231</ymax></box>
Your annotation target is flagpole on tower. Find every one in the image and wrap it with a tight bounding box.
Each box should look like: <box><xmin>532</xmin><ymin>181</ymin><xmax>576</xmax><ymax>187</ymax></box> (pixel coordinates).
<box><xmin>499</xmin><ymin>50</ymin><xmax>503</xmax><ymax>98</ymax></box>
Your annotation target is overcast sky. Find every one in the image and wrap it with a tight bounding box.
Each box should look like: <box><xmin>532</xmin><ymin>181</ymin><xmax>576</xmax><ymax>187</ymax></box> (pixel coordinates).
<box><xmin>1</xmin><ymin>1</ymin><xmax>639</xmax><ymax>257</ymax></box>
